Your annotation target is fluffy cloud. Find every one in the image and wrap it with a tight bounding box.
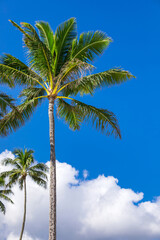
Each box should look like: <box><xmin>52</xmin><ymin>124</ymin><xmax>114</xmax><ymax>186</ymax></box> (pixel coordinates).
<box><xmin>0</xmin><ymin>150</ymin><xmax>160</xmax><ymax>240</ymax></box>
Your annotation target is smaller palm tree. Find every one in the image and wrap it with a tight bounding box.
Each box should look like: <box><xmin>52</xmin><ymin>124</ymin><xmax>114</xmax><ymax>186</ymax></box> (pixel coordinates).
<box><xmin>0</xmin><ymin>177</ymin><xmax>13</xmax><ymax>214</ymax></box>
<box><xmin>0</xmin><ymin>148</ymin><xmax>49</xmax><ymax>240</ymax></box>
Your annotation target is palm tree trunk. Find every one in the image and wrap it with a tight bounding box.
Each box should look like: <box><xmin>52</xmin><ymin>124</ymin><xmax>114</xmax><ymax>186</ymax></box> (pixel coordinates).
<box><xmin>19</xmin><ymin>178</ymin><xmax>27</xmax><ymax>240</ymax></box>
<box><xmin>48</xmin><ymin>97</ymin><xmax>56</xmax><ymax>240</ymax></box>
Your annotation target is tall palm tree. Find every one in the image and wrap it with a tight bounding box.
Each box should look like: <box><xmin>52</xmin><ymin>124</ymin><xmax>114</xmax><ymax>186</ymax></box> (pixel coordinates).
<box><xmin>0</xmin><ymin>148</ymin><xmax>48</xmax><ymax>240</ymax></box>
<box><xmin>0</xmin><ymin>177</ymin><xmax>13</xmax><ymax>214</ymax></box>
<box><xmin>0</xmin><ymin>18</ymin><xmax>134</xmax><ymax>240</ymax></box>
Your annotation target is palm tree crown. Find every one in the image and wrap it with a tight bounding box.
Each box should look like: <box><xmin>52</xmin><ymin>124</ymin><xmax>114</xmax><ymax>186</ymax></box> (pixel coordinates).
<box><xmin>0</xmin><ymin>18</ymin><xmax>134</xmax><ymax>137</ymax></box>
<box><xmin>0</xmin><ymin>148</ymin><xmax>48</xmax><ymax>189</ymax></box>
<box><xmin>0</xmin><ymin>148</ymin><xmax>48</xmax><ymax>239</ymax></box>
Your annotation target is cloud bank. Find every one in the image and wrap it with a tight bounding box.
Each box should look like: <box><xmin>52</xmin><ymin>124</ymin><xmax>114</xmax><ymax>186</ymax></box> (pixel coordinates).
<box><xmin>0</xmin><ymin>150</ymin><xmax>160</xmax><ymax>240</ymax></box>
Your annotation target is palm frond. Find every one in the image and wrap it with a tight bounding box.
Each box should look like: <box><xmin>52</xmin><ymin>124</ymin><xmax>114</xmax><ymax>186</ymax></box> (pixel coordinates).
<box><xmin>54</xmin><ymin>18</ymin><xmax>77</xmax><ymax>76</ymax></box>
<box><xmin>10</xmin><ymin>20</ymin><xmax>53</xmax><ymax>80</ymax></box>
<box><xmin>72</xmin><ymin>99</ymin><xmax>121</xmax><ymax>138</ymax></box>
<box><xmin>0</xmin><ymin>189</ymin><xmax>13</xmax><ymax>197</ymax></box>
<box><xmin>0</xmin><ymin>93</ymin><xmax>15</xmax><ymax>114</ymax></box>
<box><xmin>0</xmin><ymin>178</ymin><xmax>5</xmax><ymax>187</ymax></box>
<box><xmin>2</xmin><ymin>158</ymin><xmax>21</xmax><ymax>169</ymax></box>
<box><xmin>7</xmin><ymin>172</ymin><xmax>21</xmax><ymax>188</ymax></box>
<box><xmin>0</xmin><ymin>87</ymin><xmax>45</xmax><ymax>136</ymax></box>
<box><xmin>18</xmin><ymin>177</ymin><xmax>24</xmax><ymax>190</ymax></box>
<box><xmin>35</xmin><ymin>21</ymin><xmax>54</xmax><ymax>54</ymax></box>
<box><xmin>0</xmin><ymin>193</ymin><xmax>13</xmax><ymax>204</ymax></box>
<box><xmin>30</xmin><ymin>163</ymin><xmax>49</xmax><ymax>172</ymax></box>
<box><xmin>57</xmin><ymin>98</ymin><xmax>82</xmax><ymax>130</ymax></box>
<box><xmin>29</xmin><ymin>169</ymin><xmax>48</xmax><ymax>180</ymax></box>
<box><xmin>57</xmin><ymin>59</ymin><xmax>94</xmax><ymax>90</ymax></box>
<box><xmin>62</xmin><ymin>68</ymin><xmax>134</xmax><ymax>96</ymax></box>
<box><xmin>19</xmin><ymin>86</ymin><xmax>46</xmax><ymax>100</ymax></box>
<box><xmin>0</xmin><ymin>54</ymin><xmax>45</xmax><ymax>87</ymax></box>
<box><xmin>0</xmin><ymin>63</ymin><xmax>45</xmax><ymax>88</ymax></box>
<box><xmin>28</xmin><ymin>174</ymin><xmax>47</xmax><ymax>188</ymax></box>
<box><xmin>71</xmin><ymin>31</ymin><xmax>111</xmax><ymax>63</ymax></box>
<box><xmin>0</xmin><ymin>201</ymin><xmax>6</xmax><ymax>214</ymax></box>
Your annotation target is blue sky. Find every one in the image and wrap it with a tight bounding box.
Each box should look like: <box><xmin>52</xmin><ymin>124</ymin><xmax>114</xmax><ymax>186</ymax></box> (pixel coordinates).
<box><xmin>0</xmin><ymin>0</ymin><xmax>160</xmax><ymax>202</ymax></box>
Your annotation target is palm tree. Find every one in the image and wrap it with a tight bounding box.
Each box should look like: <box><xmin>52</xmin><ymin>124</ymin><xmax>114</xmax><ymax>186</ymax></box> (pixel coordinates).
<box><xmin>0</xmin><ymin>148</ymin><xmax>48</xmax><ymax>240</ymax></box>
<box><xmin>0</xmin><ymin>177</ymin><xmax>13</xmax><ymax>214</ymax></box>
<box><xmin>0</xmin><ymin>18</ymin><xmax>134</xmax><ymax>240</ymax></box>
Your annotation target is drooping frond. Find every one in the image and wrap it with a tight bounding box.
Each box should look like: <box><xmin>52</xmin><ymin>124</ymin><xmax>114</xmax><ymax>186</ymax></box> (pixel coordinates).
<box><xmin>0</xmin><ymin>54</ymin><xmax>45</xmax><ymax>87</ymax></box>
<box><xmin>62</xmin><ymin>68</ymin><xmax>134</xmax><ymax>96</ymax></box>
<box><xmin>54</xmin><ymin>18</ymin><xmax>77</xmax><ymax>76</ymax></box>
<box><xmin>71</xmin><ymin>31</ymin><xmax>111</xmax><ymax>63</ymax></box>
<box><xmin>28</xmin><ymin>174</ymin><xmax>47</xmax><ymax>188</ymax></box>
<box><xmin>71</xmin><ymin>99</ymin><xmax>121</xmax><ymax>138</ymax></box>
<box><xmin>57</xmin><ymin>98</ymin><xmax>82</xmax><ymax>130</ymax></box>
<box><xmin>0</xmin><ymin>100</ymin><xmax>36</xmax><ymax>136</ymax></box>
<box><xmin>0</xmin><ymin>169</ymin><xmax>21</xmax><ymax>188</ymax></box>
<box><xmin>2</xmin><ymin>158</ymin><xmax>21</xmax><ymax>169</ymax></box>
<box><xmin>30</xmin><ymin>163</ymin><xmax>49</xmax><ymax>172</ymax></box>
<box><xmin>0</xmin><ymin>93</ymin><xmax>15</xmax><ymax>115</ymax></box>
<box><xmin>0</xmin><ymin>87</ymin><xmax>45</xmax><ymax>136</ymax></box>
<box><xmin>10</xmin><ymin>20</ymin><xmax>53</xmax><ymax>80</ymax></box>
<box><xmin>29</xmin><ymin>169</ymin><xmax>48</xmax><ymax>180</ymax></box>
<box><xmin>0</xmin><ymin>201</ymin><xmax>6</xmax><ymax>214</ymax></box>
<box><xmin>35</xmin><ymin>21</ymin><xmax>54</xmax><ymax>54</ymax></box>
<box><xmin>0</xmin><ymin>190</ymin><xmax>13</xmax><ymax>200</ymax></box>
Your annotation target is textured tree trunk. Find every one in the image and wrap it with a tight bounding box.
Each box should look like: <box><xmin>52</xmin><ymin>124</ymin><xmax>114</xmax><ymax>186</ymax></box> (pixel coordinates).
<box><xmin>48</xmin><ymin>97</ymin><xmax>56</xmax><ymax>240</ymax></box>
<box><xmin>19</xmin><ymin>178</ymin><xmax>27</xmax><ymax>240</ymax></box>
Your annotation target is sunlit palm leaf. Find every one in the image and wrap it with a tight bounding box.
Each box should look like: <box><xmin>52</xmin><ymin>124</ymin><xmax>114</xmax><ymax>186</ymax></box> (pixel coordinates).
<box><xmin>71</xmin><ymin>31</ymin><xmax>111</xmax><ymax>62</ymax></box>
<box><xmin>0</xmin><ymin>54</ymin><xmax>44</xmax><ymax>86</ymax></box>
<box><xmin>36</xmin><ymin>21</ymin><xmax>54</xmax><ymax>54</ymax></box>
<box><xmin>72</xmin><ymin>99</ymin><xmax>121</xmax><ymax>138</ymax></box>
<box><xmin>10</xmin><ymin>20</ymin><xmax>52</xmax><ymax>80</ymax></box>
<box><xmin>62</xmin><ymin>68</ymin><xmax>134</xmax><ymax>96</ymax></box>
<box><xmin>54</xmin><ymin>18</ymin><xmax>77</xmax><ymax>75</ymax></box>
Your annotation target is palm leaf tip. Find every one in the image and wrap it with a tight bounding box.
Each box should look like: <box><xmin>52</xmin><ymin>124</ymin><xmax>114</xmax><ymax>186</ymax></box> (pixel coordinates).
<box><xmin>72</xmin><ymin>99</ymin><xmax>121</xmax><ymax>138</ymax></box>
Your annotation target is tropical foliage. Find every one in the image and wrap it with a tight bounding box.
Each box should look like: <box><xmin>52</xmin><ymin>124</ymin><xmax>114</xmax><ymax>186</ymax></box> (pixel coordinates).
<box><xmin>0</xmin><ymin>92</ymin><xmax>16</xmax><ymax>118</ymax></box>
<box><xmin>0</xmin><ymin>177</ymin><xmax>13</xmax><ymax>214</ymax></box>
<box><xmin>0</xmin><ymin>18</ymin><xmax>134</xmax><ymax>240</ymax></box>
<box><xmin>0</xmin><ymin>18</ymin><xmax>134</xmax><ymax>137</ymax></box>
<box><xmin>0</xmin><ymin>148</ymin><xmax>48</xmax><ymax>239</ymax></box>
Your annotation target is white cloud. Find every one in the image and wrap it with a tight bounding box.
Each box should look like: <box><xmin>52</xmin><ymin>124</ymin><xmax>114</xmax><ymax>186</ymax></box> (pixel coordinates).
<box><xmin>0</xmin><ymin>150</ymin><xmax>160</xmax><ymax>240</ymax></box>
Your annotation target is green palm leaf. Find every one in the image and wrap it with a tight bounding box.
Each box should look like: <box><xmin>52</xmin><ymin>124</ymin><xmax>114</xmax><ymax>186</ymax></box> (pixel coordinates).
<box><xmin>28</xmin><ymin>174</ymin><xmax>47</xmax><ymax>188</ymax></box>
<box><xmin>0</xmin><ymin>54</ymin><xmax>45</xmax><ymax>86</ymax></box>
<box><xmin>71</xmin><ymin>31</ymin><xmax>111</xmax><ymax>62</ymax></box>
<box><xmin>0</xmin><ymin>177</ymin><xmax>13</xmax><ymax>214</ymax></box>
<box><xmin>72</xmin><ymin>99</ymin><xmax>121</xmax><ymax>138</ymax></box>
<box><xmin>62</xmin><ymin>68</ymin><xmax>134</xmax><ymax>96</ymax></box>
<box><xmin>0</xmin><ymin>87</ymin><xmax>45</xmax><ymax>136</ymax></box>
<box><xmin>10</xmin><ymin>21</ymin><xmax>52</xmax><ymax>80</ymax></box>
<box><xmin>0</xmin><ymin>93</ymin><xmax>15</xmax><ymax>114</ymax></box>
<box><xmin>0</xmin><ymin>200</ymin><xmax>6</xmax><ymax>214</ymax></box>
<box><xmin>54</xmin><ymin>18</ymin><xmax>77</xmax><ymax>75</ymax></box>
<box><xmin>35</xmin><ymin>21</ymin><xmax>54</xmax><ymax>54</ymax></box>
